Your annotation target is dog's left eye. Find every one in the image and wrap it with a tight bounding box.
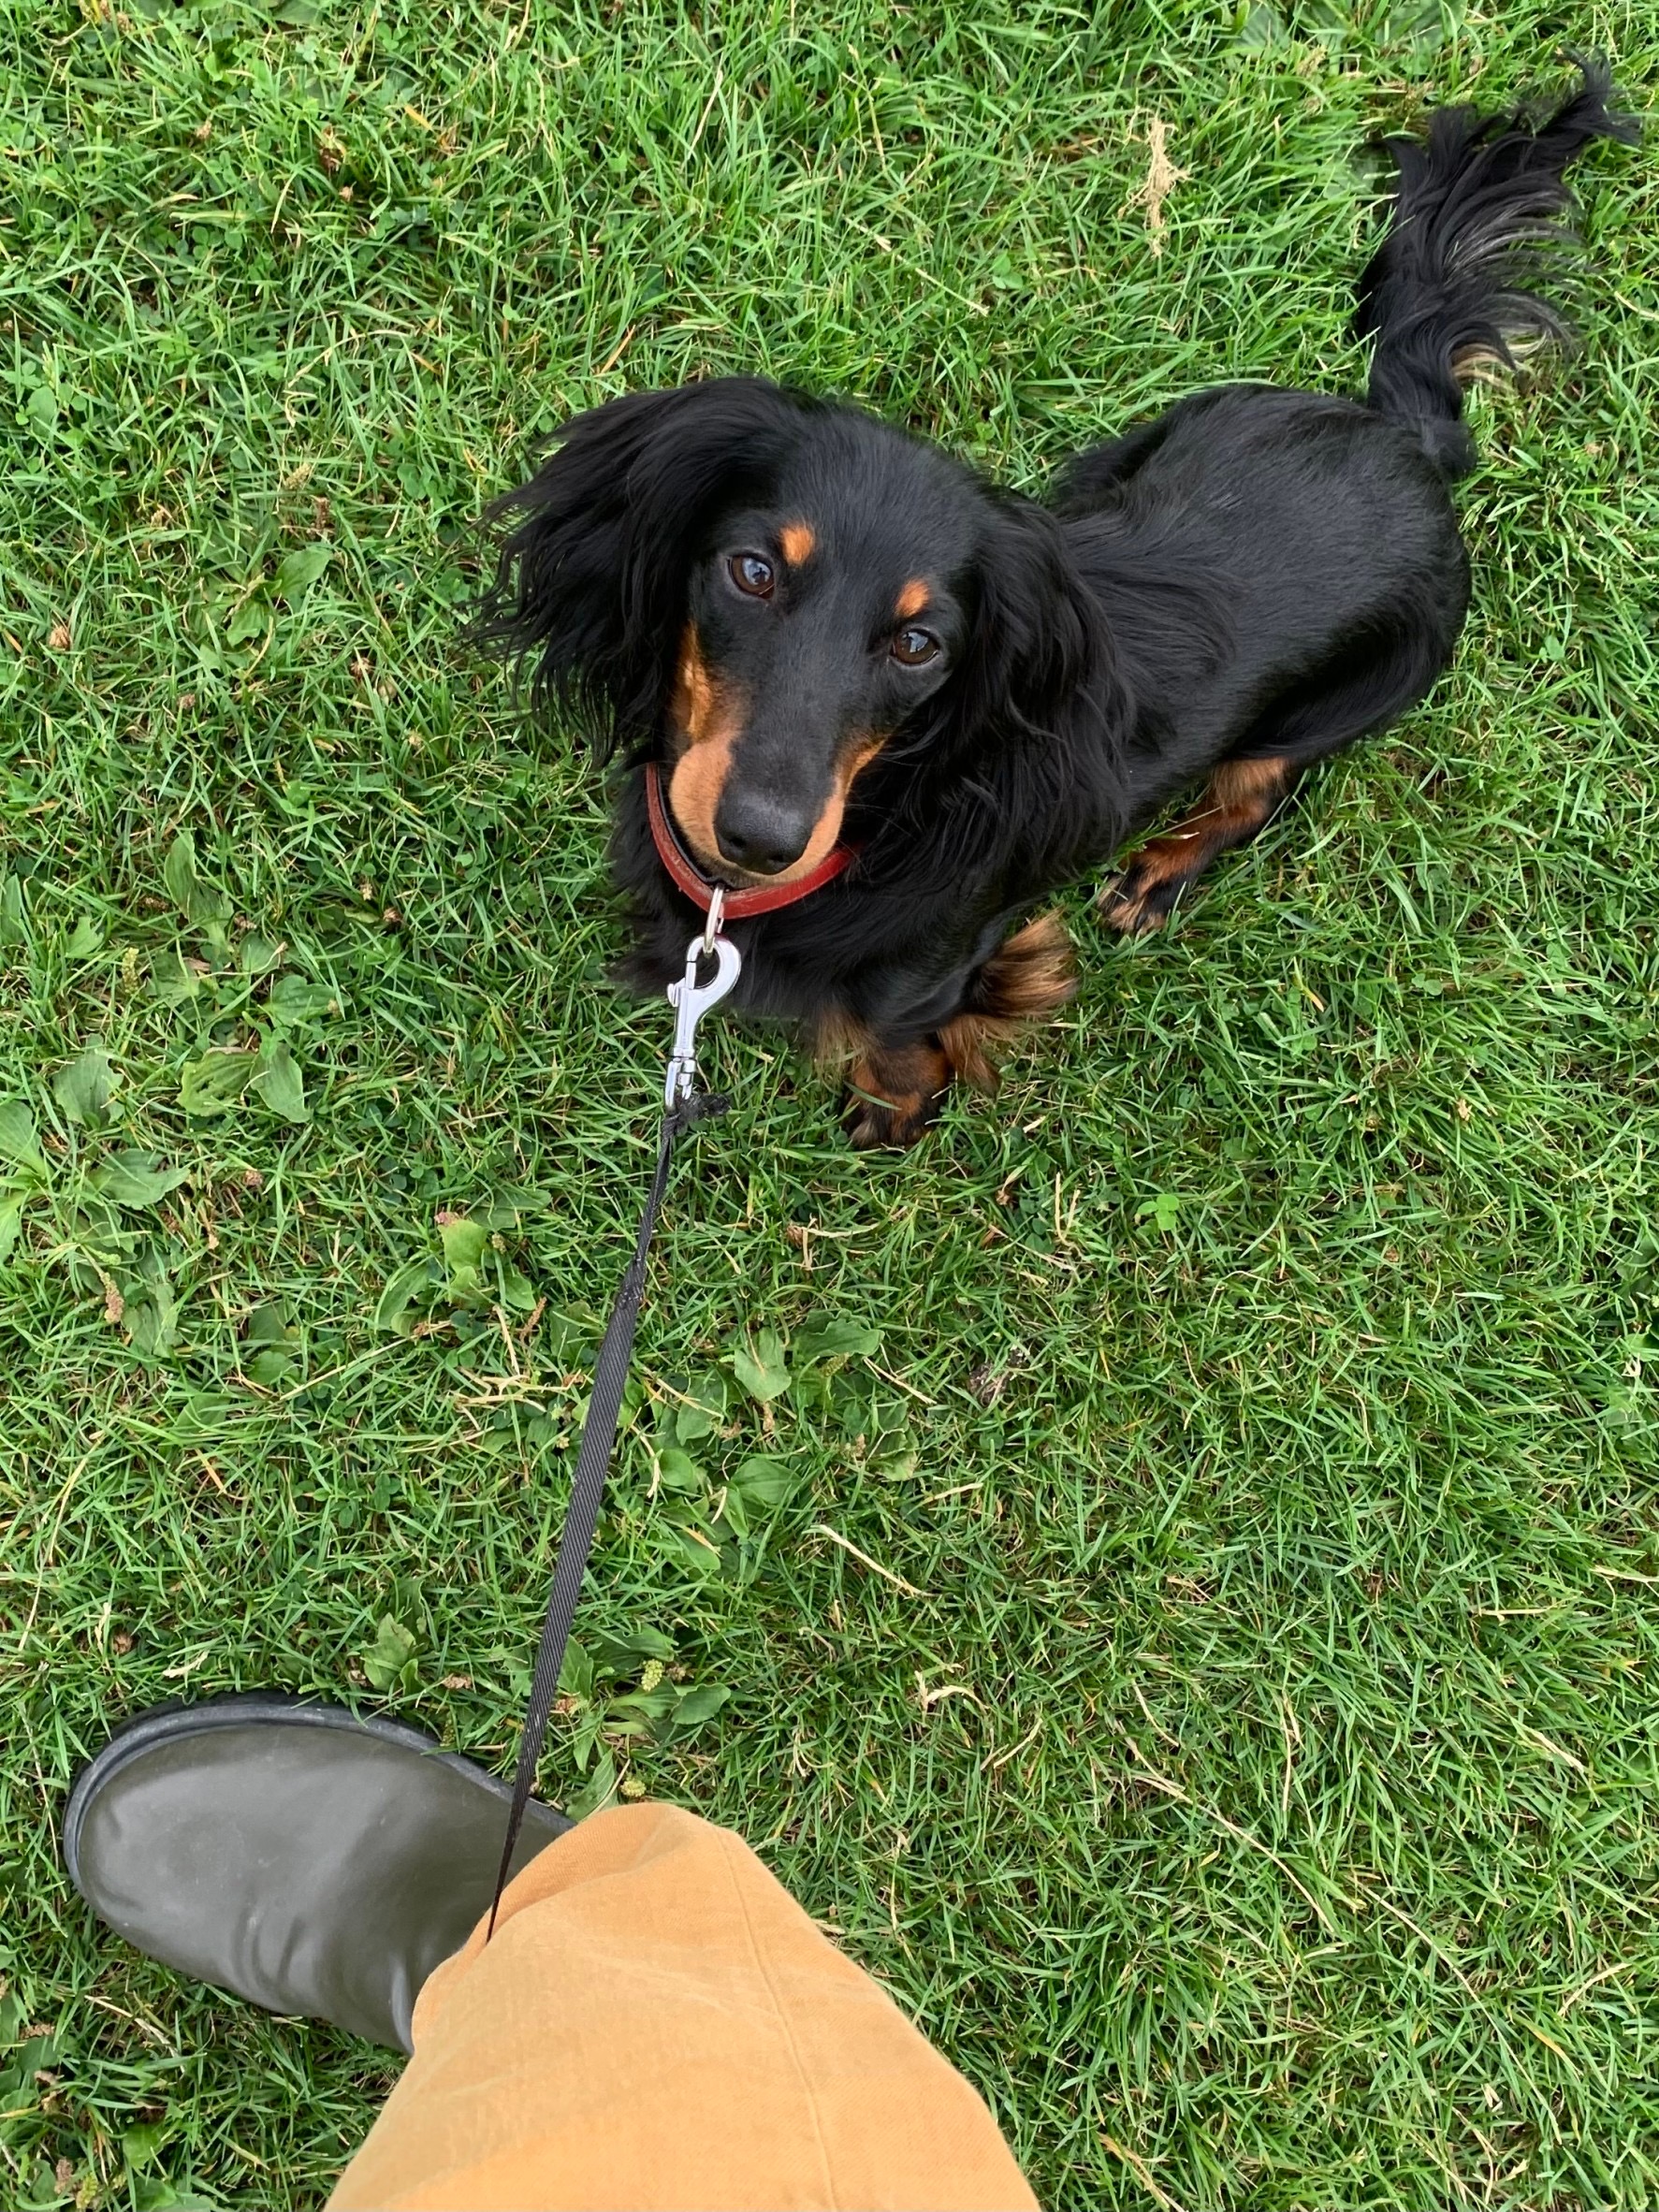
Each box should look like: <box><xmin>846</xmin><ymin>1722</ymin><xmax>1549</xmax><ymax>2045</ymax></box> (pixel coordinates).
<box><xmin>728</xmin><ymin>553</ymin><xmax>776</xmax><ymax>599</ymax></box>
<box><xmin>891</xmin><ymin>627</ymin><xmax>940</xmax><ymax>666</ymax></box>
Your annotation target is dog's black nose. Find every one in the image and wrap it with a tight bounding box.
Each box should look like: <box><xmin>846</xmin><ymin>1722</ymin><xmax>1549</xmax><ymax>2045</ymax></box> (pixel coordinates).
<box><xmin>714</xmin><ymin>792</ymin><xmax>814</xmax><ymax>877</ymax></box>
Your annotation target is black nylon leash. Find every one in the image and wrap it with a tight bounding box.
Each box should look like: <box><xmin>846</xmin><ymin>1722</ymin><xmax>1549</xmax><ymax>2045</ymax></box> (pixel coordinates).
<box><xmin>486</xmin><ymin>906</ymin><xmax>740</xmax><ymax>1936</ymax></box>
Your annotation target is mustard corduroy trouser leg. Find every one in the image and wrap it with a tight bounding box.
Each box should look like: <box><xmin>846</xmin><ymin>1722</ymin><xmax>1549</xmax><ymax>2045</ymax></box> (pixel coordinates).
<box><xmin>328</xmin><ymin>1800</ymin><xmax>1037</xmax><ymax>2212</ymax></box>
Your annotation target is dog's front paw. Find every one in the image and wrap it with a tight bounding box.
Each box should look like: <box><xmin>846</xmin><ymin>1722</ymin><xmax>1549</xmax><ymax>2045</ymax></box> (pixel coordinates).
<box><xmin>842</xmin><ymin>1082</ymin><xmax>941</xmax><ymax>1149</ymax></box>
<box><xmin>1098</xmin><ymin>849</ymin><xmax>1189</xmax><ymax>935</ymax></box>
<box><xmin>841</xmin><ymin>1042</ymin><xmax>949</xmax><ymax>1148</ymax></box>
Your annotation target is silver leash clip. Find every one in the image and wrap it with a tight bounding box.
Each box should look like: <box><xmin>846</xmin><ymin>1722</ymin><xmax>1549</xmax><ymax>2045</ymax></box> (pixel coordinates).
<box><xmin>665</xmin><ymin>887</ymin><xmax>741</xmax><ymax>1108</ymax></box>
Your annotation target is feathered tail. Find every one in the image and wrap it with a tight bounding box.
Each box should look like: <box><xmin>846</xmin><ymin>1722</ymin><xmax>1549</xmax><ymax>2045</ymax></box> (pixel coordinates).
<box><xmin>1354</xmin><ymin>60</ymin><xmax>1637</xmax><ymax>477</ymax></box>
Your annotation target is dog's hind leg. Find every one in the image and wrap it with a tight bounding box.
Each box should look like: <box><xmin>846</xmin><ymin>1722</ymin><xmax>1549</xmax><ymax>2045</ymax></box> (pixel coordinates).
<box><xmin>1102</xmin><ymin>575</ymin><xmax>1469</xmax><ymax>937</ymax></box>
<box><xmin>1100</xmin><ymin>755</ymin><xmax>1298</xmax><ymax>936</ymax></box>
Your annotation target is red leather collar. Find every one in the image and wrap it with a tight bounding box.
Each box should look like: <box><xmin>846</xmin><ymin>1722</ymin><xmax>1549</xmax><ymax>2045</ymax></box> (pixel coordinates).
<box><xmin>644</xmin><ymin>762</ymin><xmax>857</xmax><ymax>918</ymax></box>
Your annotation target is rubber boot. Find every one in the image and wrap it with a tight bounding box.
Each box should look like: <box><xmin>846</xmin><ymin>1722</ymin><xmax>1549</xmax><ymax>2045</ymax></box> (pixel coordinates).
<box><xmin>64</xmin><ymin>1693</ymin><xmax>572</xmax><ymax>2050</ymax></box>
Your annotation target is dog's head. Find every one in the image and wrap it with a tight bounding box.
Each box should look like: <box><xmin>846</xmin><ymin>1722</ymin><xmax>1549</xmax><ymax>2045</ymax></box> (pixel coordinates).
<box><xmin>482</xmin><ymin>378</ymin><xmax>1100</xmax><ymax>882</ymax></box>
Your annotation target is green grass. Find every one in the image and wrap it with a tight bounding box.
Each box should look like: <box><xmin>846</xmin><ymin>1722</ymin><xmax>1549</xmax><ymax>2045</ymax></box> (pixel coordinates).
<box><xmin>2</xmin><ymin>1</ymin><xmax>1656</xmax><ymax>2205</ymax></box>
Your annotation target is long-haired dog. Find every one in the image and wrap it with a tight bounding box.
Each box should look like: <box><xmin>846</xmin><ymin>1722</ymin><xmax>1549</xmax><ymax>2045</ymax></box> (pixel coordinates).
<box><xmin>482</xmin><ymin>64</ymin><xmax>1633</xmax><ymax>1145</ymax></box>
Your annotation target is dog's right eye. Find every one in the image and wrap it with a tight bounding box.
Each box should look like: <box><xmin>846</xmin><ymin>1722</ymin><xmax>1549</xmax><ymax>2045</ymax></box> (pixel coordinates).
<box><xmin>728</xmin><ymin>553</ymin><xmax>776</xmax><ymax>599</ymax></box>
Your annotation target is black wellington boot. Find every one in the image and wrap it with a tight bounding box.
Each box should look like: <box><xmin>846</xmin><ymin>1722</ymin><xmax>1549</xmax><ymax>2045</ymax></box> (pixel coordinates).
<box><xmin>64</xmin><ymin>1694</ymin><xmax>572</xmax><ymax>2051</ymax></box>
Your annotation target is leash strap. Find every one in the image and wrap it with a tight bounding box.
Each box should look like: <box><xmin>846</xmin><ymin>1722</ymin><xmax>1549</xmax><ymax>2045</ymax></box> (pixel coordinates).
<box><xmin>486</xmin><ymin>1097</ymin><xmax>722</xmax><ymax>1934</ymax></box>
<box><xmin>486</xmin><ymin>912</ymin><xmax>740</xmax><ymax>1936</ymax></box>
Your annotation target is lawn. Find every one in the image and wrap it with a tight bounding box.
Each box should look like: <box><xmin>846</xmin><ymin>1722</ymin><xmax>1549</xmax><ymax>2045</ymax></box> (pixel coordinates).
<box><xmin>2</xmin><ymin>1</ymin><xmax>1656</xmax><ymax>2205</ymax></box>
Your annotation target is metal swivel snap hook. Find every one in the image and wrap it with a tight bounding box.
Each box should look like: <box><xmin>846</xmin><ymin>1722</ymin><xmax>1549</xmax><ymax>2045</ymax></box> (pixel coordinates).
<box><xmin>664</xmin><ymin>891</ymin><xmax>741</xmax><ymax>1108</ymax></box>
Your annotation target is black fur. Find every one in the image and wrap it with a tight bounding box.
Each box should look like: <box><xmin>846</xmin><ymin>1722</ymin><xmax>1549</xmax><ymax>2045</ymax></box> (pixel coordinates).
<box><xmin>1356</xmin><ymin>57</ymin><xmax>1637</xmax><ymax>476</ymax></box>
<box><xmin>479</xmin><ymin>64</ymin><xmax>1632</xmax><ymax>1143</ymax></box>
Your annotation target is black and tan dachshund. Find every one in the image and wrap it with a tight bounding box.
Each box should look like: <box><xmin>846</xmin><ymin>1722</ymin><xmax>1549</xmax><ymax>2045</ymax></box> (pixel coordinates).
<box><xmin>483</xmin><ymin>64</ymin><xmax>1633</xmax><ymax>1145</ymax></box>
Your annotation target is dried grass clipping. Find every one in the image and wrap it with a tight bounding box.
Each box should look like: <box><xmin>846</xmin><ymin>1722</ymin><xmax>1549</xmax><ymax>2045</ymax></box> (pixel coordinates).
<box><xmin>1126</xmin><ymin>117</ymin><xmax>1188</xmax><ymax>258</ymax></box>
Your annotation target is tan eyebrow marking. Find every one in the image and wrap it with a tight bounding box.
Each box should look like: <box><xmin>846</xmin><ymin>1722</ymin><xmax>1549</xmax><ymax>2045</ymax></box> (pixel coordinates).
<box><xmin>895</xmin><ymin>579</ymin><xmax>929</xmax><ymax>620</ymax></box>
<box><xmin>779</xmin><ymin>520</ymin><xmax>816</xmax><ymax>566</ymax></box>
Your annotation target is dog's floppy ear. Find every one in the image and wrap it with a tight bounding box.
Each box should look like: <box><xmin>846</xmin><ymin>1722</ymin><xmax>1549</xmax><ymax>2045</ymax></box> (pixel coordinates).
<box><xmin>889</xmin><ymin>496</ymin><xmax>1124</xmax><ymax>878</ymax></box>
<box><xmin>940</xmin><ymin>497</ymin><xmax>1118</xmax><ymax>753</ymax></box>
<box><xmin>969</xmin><ymin>500</ymin><xmax>1104</xmax><ymax>731</ymax></box>
<box><xmin>478</xmin><ymin>378</ymin><xmax>806</xmax><ymax>757</ymax></box>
